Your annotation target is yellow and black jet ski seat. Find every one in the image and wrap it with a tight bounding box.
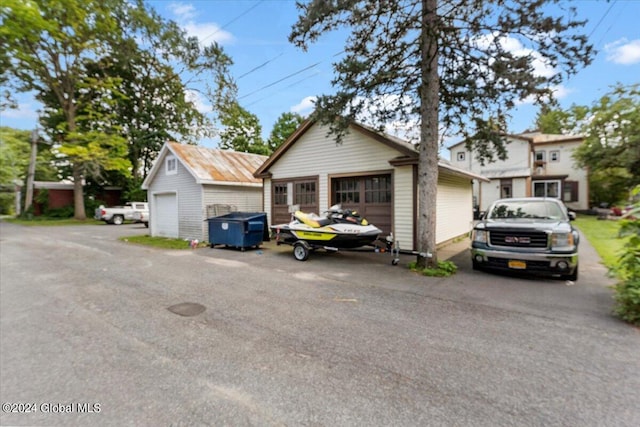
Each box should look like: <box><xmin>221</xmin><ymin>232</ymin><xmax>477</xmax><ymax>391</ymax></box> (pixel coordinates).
<box><xmin>294</xmin><ymin>211</ymin><xmax>332</xmax><ymax>228</ymax></box>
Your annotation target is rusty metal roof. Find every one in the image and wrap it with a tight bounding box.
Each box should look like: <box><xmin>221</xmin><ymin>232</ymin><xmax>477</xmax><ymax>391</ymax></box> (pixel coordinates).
<box><xmin>168</xmin><ymin>142</ymin><xmax>267</xmax><ymax>185</ymax></box>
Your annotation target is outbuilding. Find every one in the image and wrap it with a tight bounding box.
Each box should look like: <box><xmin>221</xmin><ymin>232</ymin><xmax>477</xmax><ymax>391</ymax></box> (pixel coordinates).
<box><xmin>142</xmin><ymin>142</ymin><xmax>268</xmax><ymax>242</ymax></box>
<box><xmin>254</xmin><ymin>120</ymin><xmax>487</xmax><ymax>251</ymax></box>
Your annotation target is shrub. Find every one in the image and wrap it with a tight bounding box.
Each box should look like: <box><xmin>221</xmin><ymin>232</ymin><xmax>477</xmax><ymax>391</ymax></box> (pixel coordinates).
<box><xmin>611</xmin><ymin>187</ymin><xmax>640</xmax><ymax>326</ymax></box>
<box><xmin>409</xmin><ymin>259</ymin><xmax>458</xmax><ymax>277</ymax></box>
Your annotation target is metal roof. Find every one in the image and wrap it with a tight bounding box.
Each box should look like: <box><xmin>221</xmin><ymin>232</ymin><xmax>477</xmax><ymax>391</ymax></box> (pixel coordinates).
<box><xmin>168</xmin><ymin>142</ymin><xmax>267</xmax><ymax>185</ymax></box>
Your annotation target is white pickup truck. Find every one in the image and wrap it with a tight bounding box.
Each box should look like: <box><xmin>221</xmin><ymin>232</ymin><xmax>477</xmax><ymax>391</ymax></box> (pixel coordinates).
<box><xmin>132</xmin><ymin>209</ymin><xmax>149</xmax><ymax>228</ymax></box>
<box><xmin>95</xmin><ymin>202</ymin><xmax>149</xmax><ymax>225</ymax></box>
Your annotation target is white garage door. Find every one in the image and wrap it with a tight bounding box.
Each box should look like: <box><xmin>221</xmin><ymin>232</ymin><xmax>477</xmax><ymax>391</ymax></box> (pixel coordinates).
<box><xmin>154</xmin><ymin>193</ymin><xmax>178</xmax><ymax>238</ymax></box>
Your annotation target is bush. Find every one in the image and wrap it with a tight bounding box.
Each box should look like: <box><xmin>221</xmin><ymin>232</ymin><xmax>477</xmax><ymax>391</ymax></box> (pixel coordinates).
<box><xmin>611</xmin><ymin>187</ymin><xmax>640</xmax><ymax>326</ymax></box>
<box><xmin>409</xmin><ymin>259</ymin><xmax>458</xmax><ymax>277</ymax></box>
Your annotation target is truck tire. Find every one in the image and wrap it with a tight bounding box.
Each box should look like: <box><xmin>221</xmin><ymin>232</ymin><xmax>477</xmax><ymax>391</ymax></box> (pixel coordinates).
<box><xmin>112</xmin><ymin>215</ymin><xmax>124</xmax><ymax>225</ymax></box>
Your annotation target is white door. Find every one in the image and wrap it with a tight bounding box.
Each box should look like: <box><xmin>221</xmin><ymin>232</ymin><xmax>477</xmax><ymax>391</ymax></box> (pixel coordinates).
<box><xmin>154</xmin><ymin>193</ymin><xmax>178</xmax><ymax>237</ymax></box>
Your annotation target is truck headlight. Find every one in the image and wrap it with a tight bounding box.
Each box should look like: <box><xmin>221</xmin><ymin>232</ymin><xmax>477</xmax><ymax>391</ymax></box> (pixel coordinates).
<box><xmin>472</xmin><ymin>229</ymin><xmax>487</xmax><ymax>244</ymax></box>
<box><xmin>551</xmin><ymin>232</ymin><xmax>574</xmax><ymax>250</ymax></box>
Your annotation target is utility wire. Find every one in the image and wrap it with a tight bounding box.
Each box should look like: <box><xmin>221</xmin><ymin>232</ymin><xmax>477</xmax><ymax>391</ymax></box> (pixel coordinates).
<box><xmin>587</xmin><ymin>0</ymin><xmax>617</xmax><ymax>39</ymax></box>
<box><xmin>238</xmin><ymin>50</ymin><xmax>344</xmax><ymax>100</ymax></box>
<box><xmin>238</xmin><ymin>52</ymin><xmax>285</xmax><ymax>79</ymax></box>
<box><xmin>244</xmin><ymin>71</ymin><xmax>322</xmax><ymax>108</ymax></box>
<box><xmin>200</xmin><ymin>0</ymin><xmax>265</xmax><ymax>44</ymax></box>
<box><xmin>238</xmin><ymin>61</ymin><xmax>322</xmax><ymax>100</ymax></box>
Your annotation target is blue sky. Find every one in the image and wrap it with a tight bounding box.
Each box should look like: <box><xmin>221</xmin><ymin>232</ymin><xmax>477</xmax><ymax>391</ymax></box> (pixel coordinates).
<box><xmin>2</xmin><ymin>0</ymin><xmax>639</xmax><ymax>159</ymax></box>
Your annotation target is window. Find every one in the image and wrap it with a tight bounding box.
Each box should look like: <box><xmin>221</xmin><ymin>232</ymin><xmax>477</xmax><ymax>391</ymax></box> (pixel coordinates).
<box><xmin>294</xmin><ymin>181</ymin><xmax>316</xmax><ymax>205</ymax></box>
<box><xmin>534</xmin><ymin>151</ymin><xmax>546</xmax><ymax>162</ymax></box>
<box><xmin>334</xmin><ymin>178</ymin><xmax>360</xmax><ymax>203</ymax></box>
<box><xmin>273</xmin><ymin>183</ymin><xmax>287</xmax><ymax>205</ymax></box>
<box><xmin>550</xmin><ymin>150</ymin><xmax>560</xmax><ymax>162</ymax></box>
<box><xmin>365</xmin><ymin>176</ymin><xmax>391</xmax><ymax>203</ymax></box>
<box><xmin>563</xmin><ymin>181</ymin><xmax>579</xmax><ymax>202</ymax></box>
<box><xmin>533</xmin><ymin>180</ymin><xmax>560</xmax><ymax>198</ymax></box>
<box><xmin>166</xmin><ymin>156</ymin><xmax>177</xmax><ymax>175</ymax></box>
<box><xmin>457</xmin><ymin>151</ymin><xmax>465</xmax><ymax>161</ymax></box>
<box><xmin>500</xmin><ymin>179</ymin><xmax>512</xmax><ymax>199</ymax></box>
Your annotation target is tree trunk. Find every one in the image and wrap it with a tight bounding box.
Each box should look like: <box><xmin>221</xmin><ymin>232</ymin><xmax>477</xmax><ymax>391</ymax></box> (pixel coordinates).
<box><xmin>73</xmin><ymin>164</ymin><xmax>86</xmax><ymax>220</ymax></box>
<box><xmin>416</xmin><ymin>0</ymin><xmax>440</xmax><ymax>269</ymax></box>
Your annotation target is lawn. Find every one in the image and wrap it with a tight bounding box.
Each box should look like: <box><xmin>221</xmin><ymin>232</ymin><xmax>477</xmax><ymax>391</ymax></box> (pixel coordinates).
<box><xmin>3</xmin><ymin>217</ymin><xmax>103</xmax><ymax>226</ymax></box>
<box><xmin>121</xmin><ymin>235</ymin><xmax>207</xmax><ymax>249</ymax></box>
<box><xmin>573</xmin><ymin>214</ymin><xmax>627</xmax><ymax>269</ymax></box>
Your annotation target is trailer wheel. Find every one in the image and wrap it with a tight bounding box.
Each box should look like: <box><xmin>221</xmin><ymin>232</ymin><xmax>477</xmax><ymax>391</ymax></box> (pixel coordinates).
<box><xmin>293</xmin><ymin>242</ymin><xmax>310</xmax><ymax>261</ymax></box>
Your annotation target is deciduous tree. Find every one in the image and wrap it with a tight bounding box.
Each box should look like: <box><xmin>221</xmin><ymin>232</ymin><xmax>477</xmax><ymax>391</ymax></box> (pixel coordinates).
<box><xmin>268</xmin><ymin>112</ymin><xmax>305</xmax><ymax>152</ymax></box>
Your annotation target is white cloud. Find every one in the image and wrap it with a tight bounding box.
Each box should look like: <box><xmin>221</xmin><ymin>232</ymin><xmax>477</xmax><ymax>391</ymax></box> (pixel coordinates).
<box><xmin>168</xmin><ymin>2</ymin><xmax>196</xmax><ymax>20</ymax></box>
<box><xmin>515</xmin><ymin>84</ymin><xmax>571</xmax><ymax>106</ymax></box>
<box><xmin>605</xmin><ymin>38</ymin><xmax>640</xmax><ymax>65</ymax></box>
<box><xmin>290</xmin><ymin>96</ymin><xmax>316</xmax><ymax>115</ymax></box>
<box><xmin>168</xmin><ymin>2</ymin><xmax>233</xmax><ymax>45</ymax></box>
<box><xmin>473</xmin><ymin>32</ymin><xmax>556</xmax><ymax>78</ymax></box>
<box><xmin>185</xmin><ymin>90</ymin><xmax>211</xmax><ymax>113</ymax></box>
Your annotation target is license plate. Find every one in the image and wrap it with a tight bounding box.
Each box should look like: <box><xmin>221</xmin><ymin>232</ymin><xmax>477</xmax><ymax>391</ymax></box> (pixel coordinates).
<box><xmin>508</xmin><ymin>260</ymin><xmax>527</xmax><ymax>269</ymax></box>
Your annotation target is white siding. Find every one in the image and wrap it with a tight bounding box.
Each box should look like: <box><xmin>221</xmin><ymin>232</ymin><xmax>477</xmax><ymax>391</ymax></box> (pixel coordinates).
<box><xmin>436</xmin><ymin>173</ymin><xmax>474</xmax><ymax>244</ymax></box>
<box><xmin>148</xmin><ymin>155</ymin><xmax>202</xmax><ymax>241</ymax></box>
<box><xmin>202</xmin><ymin>185</ymin><xmax>264</xmax><ymax>241</ymax></box>
<box><xmin>269</xmin><ymin>124</ymin><xmax>400</xmax><ymax>213</ymax></box>
<box><xmin>393</xmin><ymin>165</ymin><xmax>414</xmax><ymax>249</ymax></box>
<box><xmin>533</xmin><ymin>141</ymin><xmax>588</xmax><ymax>210</ymax></box>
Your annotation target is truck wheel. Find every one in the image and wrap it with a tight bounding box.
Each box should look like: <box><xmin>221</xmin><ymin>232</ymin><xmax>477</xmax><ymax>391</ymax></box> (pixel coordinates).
<box><xmin>293</xmin><ymin>242</ymin><xmax>310</xmax><ymax>261</ymax></box>
<box><xmin>113</xmin><ymin>215</ymin><xmax>124</xmax><ymax>225</ymax></box>
<box><xmin>562</xmin><ymin>265</ymin><xmax>578</xmax><ymax>281</ymax></box>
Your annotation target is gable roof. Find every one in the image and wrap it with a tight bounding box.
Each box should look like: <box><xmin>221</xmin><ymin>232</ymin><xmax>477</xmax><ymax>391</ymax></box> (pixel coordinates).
<box><xmin>254</xmin><ymin>119</ymin><xmax>487</xmax><ymax>181</ymax></box>
<box><xmin>448</xmin><ymin>131</ymin><xmax>583</xmax><ymax>150</ymax></box>
<box><xmin>142</xmin><ymin>142</ymin><xmax>268</xmax><ymax>189</ymax></box>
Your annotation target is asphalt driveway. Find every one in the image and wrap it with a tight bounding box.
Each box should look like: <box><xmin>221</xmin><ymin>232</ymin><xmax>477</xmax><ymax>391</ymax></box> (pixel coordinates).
<box><xmin>1</xmin><ymin>221</ymin><xmax>638</xmax><ymax>426</ymax></box>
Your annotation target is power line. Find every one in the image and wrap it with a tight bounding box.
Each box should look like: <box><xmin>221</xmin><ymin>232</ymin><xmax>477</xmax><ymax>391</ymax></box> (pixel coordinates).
<box><xmin>238</xmin><ymin>61</ymin><xmax>322</xmax><ymax>100</ymax></box>
<box><xmin>587</xmin><ymin>0</ymin><xmax>617</xmax><ymax>39</ymax></box>
<box><xmin>244</xmin><ymin>70</ymin><xmax>322</xmax><ymax>108</ymax></box>
<box><xmin>238</xmin><ymin>52</ymin><xmax>284</xmax><ymax>79</ymax></box>
<box><xmin>238</xmin><ymin>50</ymin><xmax>344</xmax><ymax>100</ymax></box>
<box><xmin>200</xmin><ymin>0</ymin><xmax>265</xmax><ymax>44</ymax></box>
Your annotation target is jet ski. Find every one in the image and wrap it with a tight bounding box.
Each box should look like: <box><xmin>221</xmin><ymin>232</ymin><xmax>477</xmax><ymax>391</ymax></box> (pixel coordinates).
<box><xmin>271</xmin><ymin>204</ymin><xmax>383</xmax><ymax>261</ymax></box>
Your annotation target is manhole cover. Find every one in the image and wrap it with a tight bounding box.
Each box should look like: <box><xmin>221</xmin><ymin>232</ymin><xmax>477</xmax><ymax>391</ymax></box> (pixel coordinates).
<box><xmin>167</xmin><ymin>302</ymin><xmax>206</xmax><ymax>317</ymax></box>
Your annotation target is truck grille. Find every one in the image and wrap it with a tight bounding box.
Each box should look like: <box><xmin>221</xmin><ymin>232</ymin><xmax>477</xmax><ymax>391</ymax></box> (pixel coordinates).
<box><xmin>489</xmin><ymin>230</ymin><xmax>548</xmax><ymax>248</ymax></box>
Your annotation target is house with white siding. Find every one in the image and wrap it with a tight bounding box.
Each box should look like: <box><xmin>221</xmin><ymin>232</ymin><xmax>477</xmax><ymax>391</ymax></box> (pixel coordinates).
<box><xmin>142</xmin><ymin>142</ymin><xmax>268</xmax><ymax>242</ymax></box>
<box><xmin>448</xmin><ymin>131</ymin><xmax>588</xmax><ymax>212</ymax></box>
<box><xmin>254</xmin><ymin>120</ymin><xmax>488</xmax><ymax>251</ymax></box>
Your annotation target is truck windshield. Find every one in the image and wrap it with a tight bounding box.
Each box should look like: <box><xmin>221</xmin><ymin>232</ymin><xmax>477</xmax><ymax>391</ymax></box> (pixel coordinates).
<box><xmin>488</xmin><ymin>200</ymin><xmax>565</xmax><ymax>220</ymax></box>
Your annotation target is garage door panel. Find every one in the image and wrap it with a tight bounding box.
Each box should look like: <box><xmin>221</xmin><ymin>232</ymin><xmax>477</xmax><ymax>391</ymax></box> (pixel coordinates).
<box><xmin>332</xmin><ymin>174</ymin><xmax>392</xmax><ymax>237</ymax></box>
<box><xmin>155</xmin><ymin>193</ymin><xmax>178</xmax><ymax>238</ymax></box>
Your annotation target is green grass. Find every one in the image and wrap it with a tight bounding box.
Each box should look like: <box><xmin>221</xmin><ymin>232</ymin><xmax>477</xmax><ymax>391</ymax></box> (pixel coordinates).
<box><xmin>3</xmin><ymin>217</ymin><xmax>103</xmax><ymax>226</ymax></box>
<box><xmin>120</xmin><ymin>234</ymin><xmax>207</xmax><ymax>249</ymax></box>
<box><xmin>573</xmin><ymin>214</ymin><xmax>628</xmax><ymax>269</ymax></box>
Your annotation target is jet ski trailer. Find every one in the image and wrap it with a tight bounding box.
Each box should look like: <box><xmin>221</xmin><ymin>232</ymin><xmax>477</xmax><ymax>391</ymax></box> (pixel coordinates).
<box><xmin>272</xmin><ymin>206</ymin><xmax>406</xmax><ymax>263</ymax></box>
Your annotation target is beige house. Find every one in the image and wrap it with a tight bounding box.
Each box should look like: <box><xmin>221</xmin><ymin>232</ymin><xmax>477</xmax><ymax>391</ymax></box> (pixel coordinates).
<box><xmin>448</xmin><ymin>131</ymin><xmax>588</xmax><ymax>212</ymax></box>
<box><xmin>254</xmin><ymin>120</ymin><xmax>487</xmax><ymax>251</ymax></box>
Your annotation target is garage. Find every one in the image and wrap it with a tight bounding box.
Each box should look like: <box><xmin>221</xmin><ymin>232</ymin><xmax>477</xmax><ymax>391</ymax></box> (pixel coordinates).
<box><xmin>154</xmin><ymin>193</ymin><xmax>178</xmax><ymax>238</ymax></box>
<box><xmin>255</xmin><ymin>120</ymin><xmax>487</xmax><ymax>250</ymax></box>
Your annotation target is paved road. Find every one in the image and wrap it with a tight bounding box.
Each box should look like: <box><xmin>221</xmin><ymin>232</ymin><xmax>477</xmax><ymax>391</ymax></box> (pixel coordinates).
<box><xmin>1</xmin><ymin>221</ymin><xmax>638</xmax><ymax>426</ymax></box>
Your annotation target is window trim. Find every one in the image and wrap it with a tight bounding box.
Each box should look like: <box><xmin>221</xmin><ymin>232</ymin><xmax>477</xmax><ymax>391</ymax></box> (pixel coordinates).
<box><xmin>166</xmin><ymin>155</ymin><xmax>177</xmax><ymax>175</ymax></box>
<box><xmin>550</xmin><ymin>150</ymin><xmax>560</xmax><ymax>162</ymax></box>
<box><xmin>457</xmin><ymin>151</ymin><xmax>466</xmax><ymax>161</ymax></box>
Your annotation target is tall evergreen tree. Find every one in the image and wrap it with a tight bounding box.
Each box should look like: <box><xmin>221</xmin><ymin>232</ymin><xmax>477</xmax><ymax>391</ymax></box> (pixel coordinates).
<box><xmin>290</xmin><ymin>0</ymin><xmax>593</xmax><ymax>266</ymax></box>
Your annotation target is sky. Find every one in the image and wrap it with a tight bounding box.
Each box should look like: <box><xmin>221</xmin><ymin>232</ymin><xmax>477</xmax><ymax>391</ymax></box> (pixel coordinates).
<box><xmin>2</xmin><ymin>0</ymin><xmax>639</xmax><ymax>159</ymax></box>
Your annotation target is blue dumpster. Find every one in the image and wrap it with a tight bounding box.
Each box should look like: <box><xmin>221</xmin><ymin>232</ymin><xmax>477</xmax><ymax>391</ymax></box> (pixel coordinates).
<box><xmin>207</xmin><ymin>212</ymin><xmax>268</xmax><ymax>250</ymax></box>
